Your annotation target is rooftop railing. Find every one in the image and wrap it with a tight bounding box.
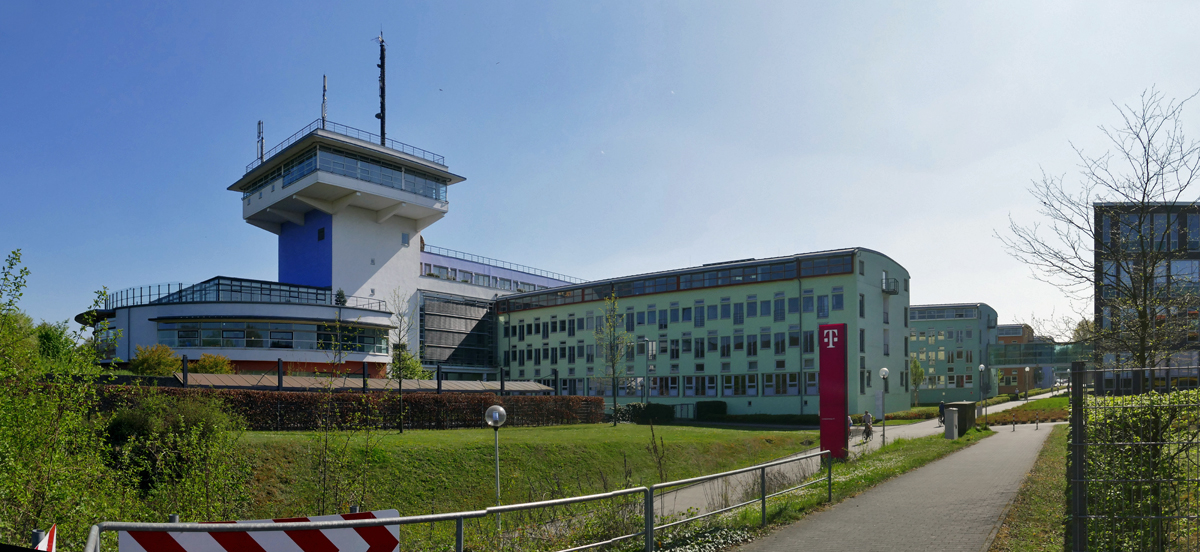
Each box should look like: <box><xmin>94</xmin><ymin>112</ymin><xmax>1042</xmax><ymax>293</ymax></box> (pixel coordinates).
<box><xmin>246</xmin><ymin>119</ymin><xmax>445</xmax><ymax>173</ymax></box>
<box><xmin>106</xmin><ymin>277</ymin><xmax>388</xmax><ymax>312</ymax></box>
<box><xmin>424</xmin><ymin>245</ymin><xmax>586</xmax><ymax>284</ymax></box>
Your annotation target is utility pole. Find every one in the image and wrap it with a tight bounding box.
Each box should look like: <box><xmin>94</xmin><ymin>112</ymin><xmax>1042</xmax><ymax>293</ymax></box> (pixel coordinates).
<box><xmin>375</xmin><ymin>33</ymin><xmax>386</xmax><ymax>144</ymax></box>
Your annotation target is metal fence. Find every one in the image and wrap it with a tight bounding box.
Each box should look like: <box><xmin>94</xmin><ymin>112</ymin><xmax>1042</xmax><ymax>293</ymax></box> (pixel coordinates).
<box><xmin>1069</xmin><ymin>361</ymin><xmax>1200</xmax><ymax>551</ymax></box>
<box><xmin>246</xmin><ymin>118</ymin><xmax>446</xmax><ymax>173</ymax></box>
<box><xmin>84</xmin><ymin>449</ymin><xmax>831</xmax><ymax>551</ymax></box>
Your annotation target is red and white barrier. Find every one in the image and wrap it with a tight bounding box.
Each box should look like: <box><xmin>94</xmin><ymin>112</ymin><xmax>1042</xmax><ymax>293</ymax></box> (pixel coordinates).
<box><xmin>118</xmin><ymin>510</ymin><xmax>400</xmax><ymax>552</ymax></box>
<box><xmin>34</xmin><ymin>524</ymin><xmax>56</xmax><ymax>551</ymax></box>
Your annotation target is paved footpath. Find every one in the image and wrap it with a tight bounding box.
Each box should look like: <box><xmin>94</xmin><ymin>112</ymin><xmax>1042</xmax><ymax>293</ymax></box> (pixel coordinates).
<box><xmin>734</xmin><ymin>423</ymin><xmax>1058</xmax><ymax>552</ymax></box>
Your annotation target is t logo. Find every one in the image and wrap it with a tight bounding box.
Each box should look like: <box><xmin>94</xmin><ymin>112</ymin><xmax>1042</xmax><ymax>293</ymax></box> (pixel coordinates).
<box><xmin>823</xmin><ymin>329</ymin><xmax>839</xmax><ymax>348</ymax></box>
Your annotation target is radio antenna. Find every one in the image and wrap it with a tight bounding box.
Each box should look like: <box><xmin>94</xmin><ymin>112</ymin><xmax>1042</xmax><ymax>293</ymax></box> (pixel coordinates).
<box><xmin>374</xmin><ymin>32</ymin><xmax>386</xmax><ymax>145</ymax></box>
<box><xmin>257</xmin><ymin>120</ymin><xmax>264</xmax><ymax>162</ymax></box>
<box><xmin>321</xmin><ymin>75</ymin><xmax>328</xmax><ymax>129</ymax></box>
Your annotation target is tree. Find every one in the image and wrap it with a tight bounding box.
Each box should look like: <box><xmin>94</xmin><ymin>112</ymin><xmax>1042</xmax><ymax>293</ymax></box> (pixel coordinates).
<box><xmin>34</xmin><ymin>321</ymin><xmax>74</xmax><ymax>362</ymax></box>
<box><xmin>391</xmin><ymin>344</ymin><xmax>431</xmax><ymax>380</ymax></box>
<box><xmin>909</xmin><ymin>359</ymin><xmax>924</xmax><ymax>407</ymax></box>
<box><xmin>130</xmin><ymin>343</ymin><xmax>180</xmax><ymax>376</ymax></box>
<box><xmin>594</xmin><ymin>295</ymin><xmax>633</xmax><ymax>426</ymax></box>
<box><xmin>1071</xmin><ymin>318</ymin><xmax>1094</xmax><ymax>343</ymax></box>
<box><xmin>191</xmin><ymin>353</ymin><xmax>234</xmax><ymax>374</ymax></box>
<box><xmin>385</xmin><ymin>288</ymin><xmax>429</xmax><ymax>379</ymax></box>
<box><xmin>999</xmin><ymin>89</ymin><xmax>1200</xmax><ymax>370</ymax></box>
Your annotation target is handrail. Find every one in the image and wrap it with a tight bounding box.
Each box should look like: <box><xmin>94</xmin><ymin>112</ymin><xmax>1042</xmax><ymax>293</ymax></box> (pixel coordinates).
<box><xmin>85</xmin><ymin>450</ymin><xmax>832</xmax><ymax>552</ymax></box>
<box><xmin>246</xmin><ymin>119</ymin><xmax>445</xmax><ymax>173</ymax></box>
<box><xmin>424</xmin><ymin>244</ymin><xmax>586</xmax><ymax>284</ymax></box>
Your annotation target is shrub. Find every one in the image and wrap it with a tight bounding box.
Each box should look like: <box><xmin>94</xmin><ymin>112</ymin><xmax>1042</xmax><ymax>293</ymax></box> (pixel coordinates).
<box><xmin>624</xmin><ymin>402</ymin><xmax>675</xmax><ymax>425</ymax></box>
<box><xmin>129</xmin><ymin>343</ymin><xmax>179</xmax><ymax>376</ymax></box>
<box><xmin>191</xmin><ymin>353</ymin><xmax>233</xmax><ymax>374</ymax></box>
<box><xmin>696</xmin><ymin>400</ymin><xmax>726</xmax><ymax>421</ymax></box>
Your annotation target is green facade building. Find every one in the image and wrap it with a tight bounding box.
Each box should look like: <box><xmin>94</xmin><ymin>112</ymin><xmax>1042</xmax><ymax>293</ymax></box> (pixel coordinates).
<box><xmin>908</xmin><ymin>303</ymin><xmax>999</xmax><ymax>405</ymax></box>
<box><xmin>494</xmin><ymin>248</ymin><xmax>912</xmax><ymax>418</ymax></box>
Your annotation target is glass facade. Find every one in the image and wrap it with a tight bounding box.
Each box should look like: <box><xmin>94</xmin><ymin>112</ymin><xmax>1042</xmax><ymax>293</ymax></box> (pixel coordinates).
<box><xmin>241</xmin><ymin>145</ymin><xmax>449</xmax><ymax>203</ymax></box>
<box><xmin>156</xmin><ymin>320</ymin><xmax>388</xmax><ymax>354</ymax></box>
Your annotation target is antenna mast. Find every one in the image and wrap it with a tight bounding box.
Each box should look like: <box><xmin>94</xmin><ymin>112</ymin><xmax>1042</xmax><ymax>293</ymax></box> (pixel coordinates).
<box><xmin>257</xmin><ymin>120</ymin><xmax>264</xmax><ymax>162</ymax></box>
<box><xmin>322</xmin><ymin>75</ymin><xmax>328</xmax><ymax>129</ymax></box>
<box><xmin>374</xmin><ymin>32</ymin><xmax>386</xmax><ymax>145</ymax></box>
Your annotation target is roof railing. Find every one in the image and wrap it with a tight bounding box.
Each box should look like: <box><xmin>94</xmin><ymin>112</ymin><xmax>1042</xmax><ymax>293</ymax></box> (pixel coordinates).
<box><xmin>424</xmin><ymin>244</ymin><xmax>586</xmax><ymax>284</ymax></box>
<box><xmin>246</xmin><ymin>119</ymin><xmax>445</xmax><ymax>173</ymax></box>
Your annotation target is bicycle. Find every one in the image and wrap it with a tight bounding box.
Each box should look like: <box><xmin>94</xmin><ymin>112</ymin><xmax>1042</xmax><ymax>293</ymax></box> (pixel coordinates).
<box><xmin>862</xmin><ymin>422</ymin><xmax>873</xmax><ymax>443</ymax></box>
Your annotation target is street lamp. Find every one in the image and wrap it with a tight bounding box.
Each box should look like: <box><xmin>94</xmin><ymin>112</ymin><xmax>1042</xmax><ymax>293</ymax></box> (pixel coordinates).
<box><xmin>485</xmin><ymin>405</ymin><xmax>507</xmax><ymax>529</ymax></box>
<box><xmin>878</xmin><ymin>367</ymin><xmax>889</xmax><ymax>446</ymax></box>
<box><xmin>978</xmin><ymin>364</ymin><xmax>987</xmax><ymax>426</ymax></box>
<box><xmin>639</xmin><ymin>337</ymin><xmax>652</xmax><ymax>404</ymax></box>
<box><xmin>1024</xmin><ymin>366</ymin><xmax>1030</xmax><ymax>401</ymax></box>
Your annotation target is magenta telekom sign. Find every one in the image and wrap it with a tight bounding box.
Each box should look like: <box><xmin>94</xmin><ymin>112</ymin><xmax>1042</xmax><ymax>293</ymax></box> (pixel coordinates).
<box><xmin>819</xmin><ymin>323</ymin><xmax>849</xmax><ymax>459</ymax></box>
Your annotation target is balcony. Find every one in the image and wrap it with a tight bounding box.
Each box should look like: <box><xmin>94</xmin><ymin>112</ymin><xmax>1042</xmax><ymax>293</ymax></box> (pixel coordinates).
<box><xmin>882</xmin><ymin>277</ymin><xmax>899</xmax><ymax>295</ymax></box>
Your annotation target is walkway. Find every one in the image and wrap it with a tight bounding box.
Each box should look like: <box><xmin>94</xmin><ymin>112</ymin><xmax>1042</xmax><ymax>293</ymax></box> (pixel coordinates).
<box><xmin>734</xmin><ymin>423</ymin><xmax>1057</xmax><ymax>552</ymax></box>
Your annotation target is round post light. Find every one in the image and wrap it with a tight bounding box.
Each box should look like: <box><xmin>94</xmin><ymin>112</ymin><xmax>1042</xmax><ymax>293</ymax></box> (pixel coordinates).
<box><xmin>878</xmin><ymin>367</ymin><xmax>889</xmax><ymax>446</ymax></box>
<box><xmin>485</xmin><ymin>404</ymin><xmax>507</xmax><ymax>529</ymax></box>
<box><xmin>1024</xmin><ymin>366</ymin><xmax>1031</xmax><ymax>401</ymax></box>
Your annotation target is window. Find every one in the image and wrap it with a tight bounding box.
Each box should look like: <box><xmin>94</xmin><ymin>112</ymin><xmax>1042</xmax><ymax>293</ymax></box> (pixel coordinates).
<box><xmin>734</xmin><ymin>334</ymin><xmax>744</xmax><ymax>352</ymax></box>
<box><xmin>763</xmin><ymin>373</ymin><xmax>799</xmax><ymax>396</ymax></box>
<box><xmin>317</xmin><ymin>228</ymin><xmax>326</xmax><ymax>241</ymax></box>
<box><xmin>760</xmin><ymin>300</ymin><xmax>771</xmax><ymax>318</ymax></box>
<box><xmin>859</xmin><ymin>260</ymin><xmax>865</xmax><ymax>275</ymax></box>
<box><xmin>721</xmin><ymin>362</ymin><xmax>732</xmax><ymax>373</ymax></box>
<box><xmin>682</xmin><ymin>307</ymin><xmax>692</xmax><ymax>322</ymax></box>
<box><xmin>723</xmin><ymin>374</ymin><xmax>756</xmax><ymax>396</ymax></box>
<box><xmin>694</xmin><ymin>339</ymin><xmax>706</xmax><ymax>359</ymax></box>
<box><xmin>694</xmin><ymin>303</ymin><xmax>705</xmax><ymax>327</ymax></box>
<box><xmin>859</xmin><ymin>328</ymin><xmax>865</xmax><ymax>353</ymax></box>
<box><xmin>586</xmin><ymin>345</ymin><xmax>595</xmax><ymax>363</ymax></box>
<box><xmin>720</xmin><ymin>337</ymin><xmax>731</xmax><ymax>358</ymax></box>
<box><xmin>748</xmin><ymin>360</ymin><xmax>758</xmax><ymax>371</ymax></box>
<box><xmin>805</xmin><ymin>372</ymin><xmax>818</xmax><ymax>395</ymax></box>
<box><xmin>670</xmin><ymin>307</ymin><xmax>679</xmax><ymax>323</ymax></box>
<box><xmin>760</xmin><ymin>331</ymin><xmax>771</xmax><ymax>352</ymax></box>
<box><xmin>775</xmin><ymin>359</ymin><xmax>787</xmax><ymax>371</ymax></box>
<box><xmin>747</xmin><ymin>299</ymin><xmax>758</xmax><ymax>317</ymax></box>
<box><xmin>789</xmin><ymin>327</ymin><xmax>800</xmax><ymax>348</ymax></box>
<box><xmin>859</xmin><ymin>294</ymin><xmax>865</xmax><ymax>318</ymax></box>
<box><xmin>659</xmin><ymin>310</ymin><xmax>668</xmax><ymax>330</ymax></box>
<box><xmin>774</xmin><ymin>298</ymin><xmax>785</xmax><ymax>322</ymax></box>
<box><xmin>720</xmin><ymin>300</ymin><xmax>731</xmax><ymax>320</ymax></box>
<box><xmin>817</xmin><ymin>296</ymin><xmax>829</xmax><ymax>318</ymax></box>
<box><xmin>733</xmin><ymin>303</ymin><xmax>745</xmax><ymax>325</ymax></box>
<box><xmin>802</xmin><ymin>330</ymin><xmax>814</xmax><ymax>353</ymax></box>
<box><xmin>788</xmin><ymin>298</ymin><xmax>800</xmax><ymax>314</ymax></box>
<box><xmin>747</xmin><ymin>335</ymin><xmax>758</xmax><ymax>356</ymax></box>
<box><xmin>707</xmin><ymin>305</ymin><xmax>719</xmax><ymax>321</ymax></box>
<box><xmin>774</xmin><ymin>333</ymin><xmax>786</xmax><ymax>355</ymax></box>
<box><xmin>695</xmin><ymin>363</ymin><xmax>706</xmax><ymax>374</ymax></box>
<box><xmin>637</xmin><ymin>312</ymin><xmax>646</xmax><ymax>326</ymax></box>
<box><xmin>832</xmin><ymin>287</ymin><xmax>843</xmax><ymax>310</ymax></box>
<box><xmin>670</xmin><ymin>339</ymin><xmax>680</xmax><ymax>360</ymax></box>
<box><xmin>708</xmin><ymin>335</ymin><xmax>719</xmax><ymax>353</ymax></box>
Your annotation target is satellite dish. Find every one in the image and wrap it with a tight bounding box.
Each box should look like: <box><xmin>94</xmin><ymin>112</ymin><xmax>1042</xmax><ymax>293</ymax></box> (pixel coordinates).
<box><xmin>485</xmin><ymin>405</ymin><xmax>507</xmax><ymax>428</ymax></box>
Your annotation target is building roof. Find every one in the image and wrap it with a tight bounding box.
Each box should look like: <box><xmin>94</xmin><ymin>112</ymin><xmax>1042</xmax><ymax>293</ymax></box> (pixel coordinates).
<box><xmin>174</xmin><ymin>373</ymin><xmax>553</xmax><ymax>393</ymax></box>
<box><xmin>910</xmin><ymin>302</ymin><xmax>992</xmax><ymax>309</ymax></box>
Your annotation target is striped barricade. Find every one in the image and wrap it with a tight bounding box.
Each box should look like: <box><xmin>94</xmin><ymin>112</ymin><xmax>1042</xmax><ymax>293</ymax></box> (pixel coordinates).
<box><xmin>118</xmin><ymin>510</ymin><xmax>400</xmax><ymax>552</ymax></box>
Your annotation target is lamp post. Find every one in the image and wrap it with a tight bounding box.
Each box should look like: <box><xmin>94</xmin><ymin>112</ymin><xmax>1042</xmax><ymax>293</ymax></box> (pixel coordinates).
<box><xmin>485</xmin><ymin>405</ymin><xmax>507</xmax><ymax>530</ymax></box>
<box><xmin>639</xmin><ymin>337</ymin><xmax>651</xmax><ymax>404</ymax></box>
<box><xmin>978</xmin><ymin>364</ymin><xmax>987</xmax><ymax>426</ymax></box>
<box><xmin>879</xmin><ymin>367</ymin><xmax>889</xmax><ymax>446</ymax></box>
<box><xmin>1024</xmin><ymin>366</ymin><xmax>1030</xmax><ymax>401</ymax></box>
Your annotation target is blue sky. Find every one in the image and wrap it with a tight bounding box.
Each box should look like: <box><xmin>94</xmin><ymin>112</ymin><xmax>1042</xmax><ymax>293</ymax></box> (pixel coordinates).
<box><xmin>4</xmin><ymin>1</ymin><xmax>1200</xmax><ymax>336</ymax></box>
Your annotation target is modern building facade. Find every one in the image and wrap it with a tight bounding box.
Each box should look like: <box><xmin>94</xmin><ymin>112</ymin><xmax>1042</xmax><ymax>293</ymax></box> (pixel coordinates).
<box><xmin>996</xmin><ymin>323</ymin><xmax>1034</xmax><ymax>344</ymax></box>
<box><xmin>908</xmin><ymin>303</ymin><xmax>999</xmax><ymax>404</ymax></box>
<box><xmin>80</xmin><ymin>118</ymin><xmax>578</xmax><ymax>378</ymax></box>
<box><xmin>493</xmin><ymin>249</ymin><xmax>913</xmax><ymax>418</ymax></box>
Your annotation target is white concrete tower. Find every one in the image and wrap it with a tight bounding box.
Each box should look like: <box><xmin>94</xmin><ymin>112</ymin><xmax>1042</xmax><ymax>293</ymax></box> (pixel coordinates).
<box><xmin>228</xmin><ymin>121</ymin><xmax>465</xmax><ymax>304</ymax></box>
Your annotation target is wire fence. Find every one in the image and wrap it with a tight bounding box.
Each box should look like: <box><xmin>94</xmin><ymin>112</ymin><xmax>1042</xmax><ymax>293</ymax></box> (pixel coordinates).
<box><xmin>1069</xmin><ymin>361</ymin><xmax>1200</xmax><ymax>551</ymax></box>
<box><xmin>85</xmin><ymin>449</ymin><xmax>831</xmax><ymax>551</ymax></box>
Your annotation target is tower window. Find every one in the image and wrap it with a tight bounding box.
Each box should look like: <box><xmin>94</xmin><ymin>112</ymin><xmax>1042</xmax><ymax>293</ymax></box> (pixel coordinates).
<box><xmin>317</xmin><ymin>228</ymin><xmax>326</xmax><ymax>241</ymax></box>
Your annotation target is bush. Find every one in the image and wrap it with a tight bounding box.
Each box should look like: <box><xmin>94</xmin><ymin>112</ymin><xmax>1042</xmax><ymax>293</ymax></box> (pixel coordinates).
<box><xmin>191</xmin><ymin>353</ymin><xmax>233</xmax><ymax>374</ymax></box>
<box><xmin>696</xmin><ymin>400</ymin><xmax>726</xmax><ymax>421</ymax></box>
<box><xmin>624</xmin><ymin>402</ymin><xmax>675</xmax><ymax>425</ymax></box>
<box><xmin>721</xmin><ymin>413</ymin><xmax>819</xmax><ymax>425</ymax></box>
<box><xmin>129</xmin><ymin>343</ymin><xmax>179</xmax><ymax>376</ymax></box>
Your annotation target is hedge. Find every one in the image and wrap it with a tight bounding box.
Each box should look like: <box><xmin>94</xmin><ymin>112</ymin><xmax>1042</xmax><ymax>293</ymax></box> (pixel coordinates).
<box><xmin>615</xmin><ymin>402</ymin><xmax>675</xmax><ymax>425</ymax></box>
<box><xmin>695</xmin><ymin>400</ymin><xmax>726</xmax><ymax>421</ymax></box>
<box><xmin>97</xmin><ymin>386</ymin><xmax>605</xmax><ymax>430</ymax></box>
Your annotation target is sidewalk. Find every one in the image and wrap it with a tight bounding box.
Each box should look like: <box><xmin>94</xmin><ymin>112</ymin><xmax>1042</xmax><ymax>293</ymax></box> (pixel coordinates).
<box><xmin>734</xmin><ymin>423</ymin><xmax>1057</xmax><ymax>552</ymax></box>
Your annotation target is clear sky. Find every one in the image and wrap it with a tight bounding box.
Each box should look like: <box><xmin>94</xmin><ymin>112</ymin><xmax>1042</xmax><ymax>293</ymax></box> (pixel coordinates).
<box><xmin>4</xmin><ymin>1</ymin><xmax>1200</xmax><ymax>336</ymax></box>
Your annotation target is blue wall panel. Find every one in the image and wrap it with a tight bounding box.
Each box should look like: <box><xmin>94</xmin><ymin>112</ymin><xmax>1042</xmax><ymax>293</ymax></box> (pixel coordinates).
<box><xmin>279</xmin><ymin>210</ymin><xmax>332</xmax><ymax>288</ymax></box>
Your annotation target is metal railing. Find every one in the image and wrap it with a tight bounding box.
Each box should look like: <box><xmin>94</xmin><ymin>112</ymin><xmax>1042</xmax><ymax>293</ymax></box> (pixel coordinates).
<box><xmin>84</xmin><ymin>449</ymin><xmax>832</xmax><ymax>552</ymax></box>
<box><xmin>105</xmin><ymin>278</ymin><xmax>389</xmax><ymax>312</ymax></box>
<box><xmin>424</xmin><ymin>244</ymin><xmax>587</xmax><ymax>284</ymax></box>
<box><xmin>246</xmin><ymin>119</ymin><xmax>445</xmax><ymax>173</ymax></box>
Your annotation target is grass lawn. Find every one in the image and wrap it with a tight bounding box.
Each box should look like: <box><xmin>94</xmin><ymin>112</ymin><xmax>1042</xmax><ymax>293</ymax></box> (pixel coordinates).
<box><xmin>989</xmin><ymin>424</ymin><xmax>1067</xmax><ymax>551</ymax></box>
<box><xmin>241</xmin><ymin>423</ymin><xmax>819</xmax><ymax>519</ymax></box>
<box><xmin>987</xmin><ymin>396</ymin><xmax>1069</xmax><ymax>425</ymax></box>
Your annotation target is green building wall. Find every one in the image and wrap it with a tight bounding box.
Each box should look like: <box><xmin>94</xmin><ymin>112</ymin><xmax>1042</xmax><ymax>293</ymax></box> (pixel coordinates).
<box><xmin>493</xmin><ymin>248</ymin><xmax>913</xmax><ymax>419</ymax></box>
<box><xmin>908</xmin><ymin>303</ymin><xmax>1000</xmax><ymax>405</ymax></box>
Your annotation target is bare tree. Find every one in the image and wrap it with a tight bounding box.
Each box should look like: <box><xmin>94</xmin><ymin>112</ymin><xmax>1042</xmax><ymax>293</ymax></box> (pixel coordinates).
<box><xmin>999</xmin><ymin>88</ymin><xmax>1200</xmax><ymax>370</ymax></box>
<box><xmin>593</xmin><ymin>295</ymin><xmax>633</xmax><ymax>426</ymax></box>
<box><xmin>386</xmin><ymin>288</ymin><xmax>431</xmax><ymax>380</ymax></box>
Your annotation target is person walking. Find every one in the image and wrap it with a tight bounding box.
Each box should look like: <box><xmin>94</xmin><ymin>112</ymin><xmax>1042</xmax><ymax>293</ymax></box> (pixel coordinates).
<box><xmin>937</xmin><ymin>401</ymin><xmax>946</xmax><ymax>427</ymax></box>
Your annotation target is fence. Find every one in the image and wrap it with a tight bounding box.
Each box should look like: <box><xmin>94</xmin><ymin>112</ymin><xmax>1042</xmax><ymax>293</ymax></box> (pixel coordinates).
<box><xmin>1068</xmin><ymin>361</ymin><xmax>1200</xmax><ymax>551</ymax></box>
<box><xmin>84</xmin><ymin>450</ymin><xmax>831</xmax><ymax>551</ymax></box>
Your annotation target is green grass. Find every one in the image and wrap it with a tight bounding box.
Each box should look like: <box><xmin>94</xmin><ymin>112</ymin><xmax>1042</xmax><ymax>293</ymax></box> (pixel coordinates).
<box><xmin>989</xmin><ymin>424</ymin><xmax>1067</xmax><ymax>551</ymax></box>
<box><xmin>241</xmin><ymin>424</ymin><xmax>819</xmax><ymax>519</ymax></box>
